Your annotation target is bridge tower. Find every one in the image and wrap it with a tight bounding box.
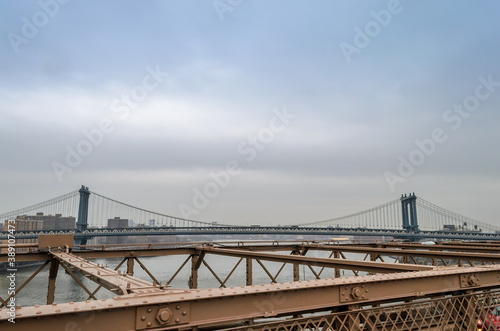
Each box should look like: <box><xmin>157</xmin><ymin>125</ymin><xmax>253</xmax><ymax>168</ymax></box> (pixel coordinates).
<box><xmin>76</xmin><ymin>185</ymin><xmax>90</xmax><ymax>246</ymax></box>
<box><xmin>401</xmin><ymin>193</ymin><xmax>419</xmax><ymax>232</ymax></box>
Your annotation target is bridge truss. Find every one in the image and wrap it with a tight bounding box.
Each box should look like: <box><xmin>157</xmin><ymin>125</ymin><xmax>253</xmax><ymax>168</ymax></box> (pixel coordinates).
<box><xmin>2</xmin><ymin>237</ymin><xmax>500</xmax><ymax>330</ymax></box>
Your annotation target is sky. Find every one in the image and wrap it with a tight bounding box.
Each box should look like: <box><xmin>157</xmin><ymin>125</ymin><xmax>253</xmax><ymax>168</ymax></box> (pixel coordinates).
<box><xmin>0</xmin><ymin>0</ymin><xmax>499</xmax><ymax>227</ymax></box>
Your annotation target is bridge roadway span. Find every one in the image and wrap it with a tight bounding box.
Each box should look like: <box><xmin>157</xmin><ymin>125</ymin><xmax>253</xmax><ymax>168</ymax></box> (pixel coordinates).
<box><xmin>2</xmin><ymin>225</ymin><xmax>500</xmax><ymax>241</ymax></box>
<box><xmin>3</xmin><ymin>238</ymin><xmax>500</xmax><ymax>329</ymax></box>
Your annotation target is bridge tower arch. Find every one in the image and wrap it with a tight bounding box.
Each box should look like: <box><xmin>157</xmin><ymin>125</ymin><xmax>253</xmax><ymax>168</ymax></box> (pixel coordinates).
<box><xmin>401</xmin><ymin>193</ymin><xmax>419</xmax><ymax>232</ymax></box>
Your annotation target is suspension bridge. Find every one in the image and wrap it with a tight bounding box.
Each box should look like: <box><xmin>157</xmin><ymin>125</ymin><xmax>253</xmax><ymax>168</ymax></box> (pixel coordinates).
<box><xmin>0</xmin><ymin>186</ymin><xmax>499</xmax><ymax>241</ymax></box>
<box><xmin>2</xmin><ymin>186</ymin><xmax>500</xmax><ymax>330</ymax></box>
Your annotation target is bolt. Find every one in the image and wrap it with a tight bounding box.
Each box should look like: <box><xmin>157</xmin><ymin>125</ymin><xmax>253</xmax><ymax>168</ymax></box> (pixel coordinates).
<box><xmin>156</xmin><ymin>308</ymin><xmax>173</xmax><ymax>325</ymax></box>
<box><xmin>160</xmin><ymin>311</ymin><xmax>170</xmax><ymax>321</ymax></box>
<box><xmin>351</xmin><ymin>287</ymin><xmax>362</xmax><ymax>299</ymax></box>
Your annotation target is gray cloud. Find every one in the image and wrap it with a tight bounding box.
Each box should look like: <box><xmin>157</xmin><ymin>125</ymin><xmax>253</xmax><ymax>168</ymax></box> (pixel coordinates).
<box><xmin>1</xmin><ymin>0</ymin><xmax>499</xmax><ymax>226</ymax></box>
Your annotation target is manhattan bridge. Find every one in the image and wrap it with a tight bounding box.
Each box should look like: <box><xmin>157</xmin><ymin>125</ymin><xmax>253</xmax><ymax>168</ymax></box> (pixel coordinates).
<box><xmin>2</xmin><ymin>186</ymin><xmax>500</xmax><ymax>330</ymax></box>
<box><xmin>1</xmin><ymin>185</ymin><xmax>499</xmax><ymax>242</ymax></box>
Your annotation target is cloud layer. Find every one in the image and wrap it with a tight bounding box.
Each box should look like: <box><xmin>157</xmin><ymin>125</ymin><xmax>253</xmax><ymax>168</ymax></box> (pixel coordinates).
<box><xmin>1</xmin><ymin>0</ymin><xmax>499</xmax><ymax>226</ymax></box>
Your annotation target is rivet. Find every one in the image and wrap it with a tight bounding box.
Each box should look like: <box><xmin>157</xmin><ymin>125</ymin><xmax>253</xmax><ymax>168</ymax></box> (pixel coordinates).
<box><xmin>175</xmin><ymin>319</ymin><xmax>180</xmax><ymax>323</ymax></box>
<box><xmin>147</xmin><ymin>308</ymin><xmax>152</xmax><ymax>313</ymax></box>
<box><xmin>141</xmin><ymin>316</ymin><xmax>146</xmax><ymax>321</ymax></box>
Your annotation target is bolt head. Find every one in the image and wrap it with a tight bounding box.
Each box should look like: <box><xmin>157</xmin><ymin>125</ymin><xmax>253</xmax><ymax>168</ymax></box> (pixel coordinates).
<box><xmin>351</xmin><ymin>287</ymin><xmax>362</xmax><ymax>299</ymax></box>
<box><xmin>156</xmin><ymin>308</ymin><xmax>173</xmax><ymax>324</ymax></box>
<box><xmin>160</xmin><ymin>311</ymin><xmax>170</xmax><ymax>321</ymax></box>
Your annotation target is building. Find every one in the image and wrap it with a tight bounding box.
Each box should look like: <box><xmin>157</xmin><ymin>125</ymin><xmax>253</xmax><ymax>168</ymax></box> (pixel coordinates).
<box><xmin>107</xmin><ymin>217</ymin><xmax>129</xmax><ymax>245</ymax></box>
<box><xmin>1</xmin><ymin>219</ymin><xmax>43</xmax><ymax>253</ymax></box>
<box><xmin>108</xmin><ymin>217</ymin><xmax>129</xmax><ymax>229</ymax></box>
<box><xmin>16</xmin><ymin>212</ymin><xmax>76</xmax><ymax>230</ymax></box>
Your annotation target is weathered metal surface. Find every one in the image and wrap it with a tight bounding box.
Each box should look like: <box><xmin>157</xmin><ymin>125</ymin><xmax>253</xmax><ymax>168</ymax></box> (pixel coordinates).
<box><xmin>198</xmin><ymin>246</ymin><xmax>434</xmax><ymax>273</ymax></box>
<box><xmin>38</xmin><ymin>234</ymin><xmax>74</xmax><ymax>250</ymax></box>
<box><xmin>221</xmin><ymin>289</ymin><xmax>500</xmax><ymax>330</ymax></box>
<box><xmin>304</xmin><ymin>243</ymin><xmax>500</xmax><ymax>263</ymax></box>
<box><xmin>4</xmin><ymin>239</ymin><xmax>500</xmax><ymax>330</ymax></box>
<box><xmin>2</xmin><ymin>264</ymin><xmax>500</xmax><ymax>330</ymax></box>
<box><xmin>48</xmin><ymin>251</ymin><xmax>171</xmax><ymax>295</ymax></box>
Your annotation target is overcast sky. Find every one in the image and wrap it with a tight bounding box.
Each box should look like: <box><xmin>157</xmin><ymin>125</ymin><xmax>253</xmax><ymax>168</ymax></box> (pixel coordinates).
<box><xmin>1</xmin><ymin>0</ymin><xmax>499</xmax><ymax>227</ymax></box>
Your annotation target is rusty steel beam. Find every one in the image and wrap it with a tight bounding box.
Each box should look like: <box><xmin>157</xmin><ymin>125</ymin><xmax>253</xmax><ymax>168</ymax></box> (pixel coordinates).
<box><xmin>303</xmin><ymin>244</ymin><xmax>500</xmax><ymax>263</ymax></box>
<box><xmin>376</xmin><ymin>242</ymin><xmax>500</xmax><ymax>253</ymax></box>
<box><xmin>49</xmin><ymin>251</ymin><xmax>172</xmax><ymax>295</ymax></box>
<box><xmin>198</xmin><ymin>246</ymin><xmax>434</xmax><ymax>273</ymax></box>
<box><xmin>46</xmin><ymin>258</ymin><xmax>60</xmax><ymax>305</ymax></box>
<box><xmin>5</xmin><ymin>240</ymin><xmax>500</xmax><ymax>263</ymax></box>
<box><xmin>2</xmin><ymin>265</ymin><xmax>500</xmax><ymax>330</ymax></box>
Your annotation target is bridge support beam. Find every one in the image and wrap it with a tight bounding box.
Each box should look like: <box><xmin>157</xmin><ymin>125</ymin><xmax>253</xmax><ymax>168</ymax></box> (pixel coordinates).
<box><xmin>190</xmin><ymin>253</ymin><xmax>204</xmax><ymax>289</ymax></box>
<box><xmin>46</xmin><ymin>258</ymin><xmax>59</xmax><ymax>305</ymax></box>
<box><xmin>246</xmin><ymin>258</ymin><xmax>253</xmax><ymax>286</ymax></box>
<box><xmin>126</xmin><ymin>257</ymin><xmax>134</xmax><ymax>276</ymax></box>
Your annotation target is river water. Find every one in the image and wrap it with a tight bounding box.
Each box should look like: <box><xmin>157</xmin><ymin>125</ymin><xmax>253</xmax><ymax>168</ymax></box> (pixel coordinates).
<box><xmin>0</xmin><ymin>251</ymin><xmax>373</xmax><ymax>308</ymax></box>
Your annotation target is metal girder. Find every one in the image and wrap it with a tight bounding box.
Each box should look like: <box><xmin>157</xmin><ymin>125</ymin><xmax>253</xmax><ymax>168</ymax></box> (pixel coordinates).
<box><xmin>197</xmin><ymin>246</ymin><xmax>433</xmax><ymax>273</ymax></box>
<box><xmin>49</xmin><ymin>251</ymin><xmax>171</xmax><ymax>295</ymax></box>
<box><xmin>0</xmin><ymin>248</ymin><xmax>199</xmax><ymax>263</ymax></box>
<box><xmin>2</xmin><ymin>265</ymin><xmax>500</xmax><ymax>330</ymax></box>
<box><xmin>304</xmin><ymin>244</ymin><xmax>500</xmax><ymax>263</ymax></box>
<box><xmin>378</xmin><ymin>242</ymin><xmax>500</xmax><ymax>253</ymax></box>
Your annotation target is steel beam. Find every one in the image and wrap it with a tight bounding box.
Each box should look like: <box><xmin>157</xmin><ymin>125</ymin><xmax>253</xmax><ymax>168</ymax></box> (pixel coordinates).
<box><xmin>198</xmin><ymin>246</ymin><xmax>433</xmax><ymax>274</ymax></box>
<box><xmin>46</xmin><ymin>258</ymin><xmax>59</xmax><ymax>305</ymax></box>
<box><xmin>2</xmin><ymin>265</ymin><xmax>500</xmax><ymax>330</ymax></box>
<box><xmin>303</xmin><ymin>244</ymin><xmax>500</xmax><ymax>263</ymax></box>
<box><xmin>49</xmin><ymin>251</ymin><xmax>172</xmax><ymax>295</ymax></box>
